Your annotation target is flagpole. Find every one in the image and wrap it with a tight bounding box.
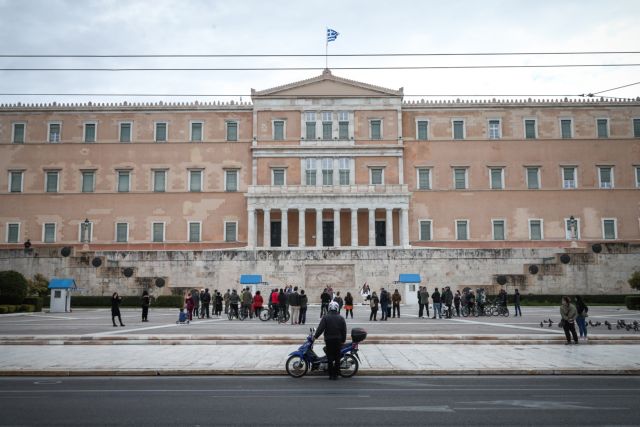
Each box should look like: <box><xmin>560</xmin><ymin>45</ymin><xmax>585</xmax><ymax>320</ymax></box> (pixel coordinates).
<box><xmin>325</xmin><ymin>27</ymin><xmax>328</xmax><ymax>70</ymax></box>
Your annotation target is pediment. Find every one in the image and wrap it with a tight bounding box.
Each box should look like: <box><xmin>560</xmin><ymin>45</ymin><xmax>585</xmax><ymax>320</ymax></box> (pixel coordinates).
<box><xmin>252</xmin><ymin>70</ymin><xmax>403</xmax><ymax>98</ymax></box>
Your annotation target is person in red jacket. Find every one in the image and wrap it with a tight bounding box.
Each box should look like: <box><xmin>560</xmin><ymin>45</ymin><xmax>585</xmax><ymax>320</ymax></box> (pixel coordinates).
<box><xmin>185</xmin><ymin>293</ymin><xmax>194</xmax><ymax>321</ymax></box>
<box><xmin>270</xmin><ymin>289</ymin><xmax>280</xmax><ymax>318</ymax></box>
<box><xmin>253</xmin><ymin>290</ymin><xmax>264</xmax><ymax>317</ymax></box>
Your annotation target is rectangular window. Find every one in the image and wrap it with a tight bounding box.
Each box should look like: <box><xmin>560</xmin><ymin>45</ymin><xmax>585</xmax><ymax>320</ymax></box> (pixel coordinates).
<box><xmin>456</xmin><ymin>220</ymin><xmax>468</xmax><ymax>240</ymax></box>
<box><xmin>155</xmin><ymin>122</ymin><xmax>167</xmax><ymax>142</ymax></box>
<box><xmin>419</xmin><ymin>220</ymin><xmax>432</xmax><ymax>241</ymax></box>
<box><xmin>338</xmin><ymin>111</ymin><xmax>349</xmax><ymax>121</ymax></box>
<box><xmin>488</xmin><ymin>119</ymin><xmax>501</xmax><ymax>139</ymax></box>
<box><xmin>454</xmin><ymin>168</ymin><xmax>467</xmax><ymax>190</ymax></box>
<box><xmin>43</xmin><ymin>223</ymin><xmax>56</xmax><ymax>243</ymax></box>
<box><xmin>492</xmin><ymin>220</ymin><xmax>505</xmax><ymax>240</ymax></box>
<box><xmin>634</xmin><ymin>119</ymin><xmax>640</xmax><ymax>138</ymax></box>
<box><xmin>370</xmin><ymin>167</ymin><xmax>383</xmax><ymax>185</ymax></box>
<box><xmin>84</xmin><ymin>123</ymin><xmax>96</xmax><ymax>143</ymax></box>
<box><xmin>338</xmin><ymin>121</ymin><xmax>349</xmax><ymax>139</ymax></box>
<box><xmin>153</xmin><ymin>170</ymin><xmax>166</xmax><ymax>192</ymax></box>
<box><xmin>563</xmin><ymin>167</ymin><xmax>576</xmax><ymax>189</ymax></box>
<box><xmin>305</xmin><ymin>121</ymin><xmax>316</xmax><ymax>140</ymax></box>
<box><xmin>339</xmin><ymin>158</ymin><xmax>350</xmax><ymax>185</ymax></box>
<box><xmin>7</xmin><ymin>223</ymin><xmax>19</xmax><ymax>243</ymax></box>
<box><xmin>417</xmin><ymin>120</ymin><xmax>428</xmax><ymax>140</ymax></box>
<box><xmin>322</xmin><ymin>121</ymin><xmax>332</xmax><ymax>140</ymax></box>
<box><xmin>9</xmin><ymin>171</ymin><xmax>23</xmax><ymax>193</ymax></box>
<box><xmin>225</xmin><ymin>170</ymin><xmax>238</xmax><ymax>192</ymax></box>
<box><xmin>272</xmin><ymin>168</ymin><xmax>285</xmax><ymax>186</ymax></box>
<box><xmin>490</xmin><ymin>168</ymin><xmax>504</xmax><ymax>189</ymax></box>
<box><xmin>152</xmin><ymin>222</ymin><xmax>164</xmax><ymax>242</ymax></box>
<box><xmin>305</xmin><ymin>158</ymin><xmax>316</xmax><ymax>186</ymax></box>
<box><xmin>565</xmin><ymin>218</ymin><xmax>581</xmax><ymax>240</ymax></box>
<box><xmin>189</xmin><ymin>170</ymin><xmax>202</xmax><ymax>192</ymax></box>
<box><xmin>117</xmin><ymin>171</ymin><xmax>130</xmax><ymax>192</ymax></box>
<box><xmin>370</xmin><ymin>120</ymin><xmax>381</xmax><ymax>140</ymax></box>
<box><xmin>603</xmin><ymin>219</ymin><xmax>617</xmax><ymax>240</ymax></box>
<box><xmin>225</xmin><ymin>221</ymin><xmax>237</xmax><ymax>242</ymax></box>
<box><xmin>226</xmin><ymin>121</ymin><xmax>238</xmax><ymax>141</ymax></box>
<box><xmin>524</xmin><ymin>119</ymin><xmax>536</xmax><ymax>139</ymax></box>
<box><xmin>188</xmin><ymin>222</ymin><xmax>201</xmax><ymax>243</ymax></box>
<box><xmin>45</xmin><ymin>171</ymin><xmax>59</xmax><ymax>193</ymax></box>
<box><xmin>322</xmin><ymin>158</ymin><xmax>333</xmax><ymax>185</ymax></box>
<box><xmin>526</xmin><ymin>167</ymin><xmax>540</xmax><ymax>189</ymax></box>
<box><xmin>48</xmin><ymin>123</ymin><xmax>61</xmax><ymax>143</ymax></box>
<box><xmin>417</xmin><ymin>168</ymin><xmax>431</xmax><ymax>190</ymax></box>
<box><xmin>190</xmin><ymin>122</ymin><xmax>203</xmax><ymax>142</ymax></box>
<box><xmin>453</xmin><ymin>120</ymin><xmax>464</xmax><ymax>140</ymax></box>
<box><xmin>597</xmin><ymin>119</ymin><xmax>609</xmax><ymax>138</ymax></box>
<box><xmin>636</xmin><ymin>167</ymin><xmax>640</xmax><ymax>188</ymax></box>
<box><xmin>598</xmin><ymin>167</ymin><xmax>613</xmax><ymax>189</ymax></box>
<box><xmin>81</xmin><ymin>171</ymin><xmax>95</xmax><ymax>193</ymax></box>
<box><xmin>560</xmin><ymin>119</ymin><xmax>573</xmax><ymax>139</ymax></box>
<box><xmin>273</xmin><ymin>120</ymin><xmax>285</xmax><ymax>140</ymax></box>
<box><xmin>529</xmin><ymin>219</ymin><xmax>543</xmax><ymax>240</ymax></box>
<box><xmin>119</xmin><ymin>122</ymin><xmax>131</xmax><ymax>143</ymax></box>
<box><xmin>116</xmin><ymin>223</ymin><xmax>128</xmax><ymax>243</ymax></box>
<box><xmin>12</xmin><ymin>123</ymin><xmax>25</xmax><ymax>143</ymax></box>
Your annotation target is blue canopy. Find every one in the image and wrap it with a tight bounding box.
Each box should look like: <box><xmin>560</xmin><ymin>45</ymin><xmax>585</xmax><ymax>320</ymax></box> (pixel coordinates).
<box><xmin>48</xmin><ymin>278</ymin><xmax>77</xmax><ymax>290</ymax></box>
<box><xmin>396</xmin><ymin>274</ymin><xmax>421</xmax><ymax>283</ymax></box>
<box><xmin>240</xmin><ymin>274</ymin><xmax>264</xmax><ymax>285</ymax></box>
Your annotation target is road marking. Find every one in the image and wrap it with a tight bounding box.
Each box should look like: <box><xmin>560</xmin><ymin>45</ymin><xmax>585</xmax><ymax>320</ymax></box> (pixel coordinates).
<box><xmin>447</xmin><ymin>318</ymin><xmax>564</xmax><ymax>334</ymax></box>
<box><xmin>341</xmin><ymin>405</ymin><xmax>454</xmax><ymax>412</ymax></box>
<box><xmin>458</xmin><ymin>400</ymin><xmax>625</xmax><ymax>410</ymax></box>
<box><xmin>87</xmin><ymin>318</ymin><xmax>227</xmax><ymax>336</ymax></box>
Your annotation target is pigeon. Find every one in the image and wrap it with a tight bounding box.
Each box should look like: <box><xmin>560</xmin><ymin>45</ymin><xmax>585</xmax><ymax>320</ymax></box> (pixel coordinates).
<box><xmin>540</xmin><ymin>322</ymin><xmax>544</xmax><ymax>328</ymax></box>
<box><xmin>604</xmin><ymin>320</ymin><xmax>612</xmax><ymax>330</ymax></box>
<box><xmin>589</xmin><ymin>320</ymin><xmax>595</xmax><ymax>327</ymax></box>
<box><xmin>548</xmin><ymin>319</ymin><xmax>554</xmax><ymax>327</ymax></box>
<box><xmin>595</xmin><ymin>321</ymin><xmax>601</xmax><ymax>327</ymax></box>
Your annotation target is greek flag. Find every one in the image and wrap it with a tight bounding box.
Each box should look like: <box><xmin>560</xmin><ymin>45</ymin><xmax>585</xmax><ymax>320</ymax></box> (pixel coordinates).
<box><xmin>327</xmin><ymin>28</ymin><xmax>339</xmax><ymax>42</ymax></box>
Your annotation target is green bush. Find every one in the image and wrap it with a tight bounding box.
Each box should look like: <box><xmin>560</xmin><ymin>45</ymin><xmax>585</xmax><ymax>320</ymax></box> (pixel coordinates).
<box><xmin>629</xmin><ymin>271</ymin><xmax>640</xmax><ymax>291</ymax></box>
<box><xmin>0</xmin><ymin>306</ymin><xmax>7</xmax><ymax>314</ymax></box>
<box><xmin>153</xmin><ymin>295</ymin><xmax>183</xmax><ymax>308</ymax></box>
<box><xmin>67</xmin><ymin>295</ymin><xmax>179</xmax><ymax>308</ymax></box>
<box><xmin>22</xmin><ymin>297</ymin><xmax>43</xmax><ymax>312</ymax></box>
<box><xmin>0</xmin><ymin>271</ymin><xmax>28</xmax><ymax>304</ymax></box>
<box><xmin>626</xmin><ymin>296</ymin><xmax>640</xmax><ymax>310</ymax></box>
<box><xmin>27</xmin><ymin>274</ymin><xmax>49</xmax><ymax>298</ymax></box>
<box><xmin>19</xmin><ymin>304</ymin><xmax>34</xmax><ymax>312</ymax></box>
<box><xmin>6</xmin><ymin>305</ymin><xmax>17</xmax><ymax>313</ymax></box>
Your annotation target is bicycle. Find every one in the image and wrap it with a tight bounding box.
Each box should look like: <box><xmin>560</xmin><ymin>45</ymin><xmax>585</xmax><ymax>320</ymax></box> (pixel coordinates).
<box><xmin>259</xmin><ymin>306</ymin><xmax>290</xmax><ymax>323</ymax></box>
<box><xmin>461</xmin><ymin>303</ymin><xmax>479</xmax><ymax>317</ymax></box>
<box><xmin>227</xmin><ymin>305</ymin><xmax>247</xmax><ymax>321</ymax></box>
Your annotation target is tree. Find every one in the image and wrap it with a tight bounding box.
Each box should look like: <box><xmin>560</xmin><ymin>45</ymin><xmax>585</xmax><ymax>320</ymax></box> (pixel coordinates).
<box><xmin>0</xmin><ymin>270</ymin><xmax>28</xmax><ymax>304</ymax></box>
<box><xmin>27</xmin><ymin>274</ymin><xmax>49</xmax><ymax>297</ymax></box>
<box><xmin>629</xmin><ymin>271</ymin><xmax>640</xmax><ymax>291</ymax></box>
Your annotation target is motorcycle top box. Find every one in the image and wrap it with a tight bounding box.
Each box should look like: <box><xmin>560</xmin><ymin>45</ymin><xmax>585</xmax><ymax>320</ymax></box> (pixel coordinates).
<box><xmin>351</xmin><ymin>328</ymin><xmax>367</xmax><ymax>343</ymax></box>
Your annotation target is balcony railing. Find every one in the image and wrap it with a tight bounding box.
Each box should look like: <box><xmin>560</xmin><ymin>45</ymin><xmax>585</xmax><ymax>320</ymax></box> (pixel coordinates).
<box><xmin>247</xmin><ymin>184</ymin><xmax>409</xmax><ymax>195</ymax></box>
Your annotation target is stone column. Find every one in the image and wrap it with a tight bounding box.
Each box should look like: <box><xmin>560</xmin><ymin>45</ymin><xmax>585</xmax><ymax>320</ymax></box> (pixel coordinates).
<box><xmin>368</xmin><ymin>208</ymin><xmax>376</xmax><ymax>246</ymax></box>
<box><xmin>350</xmin><ymin>208</ymin><xmax>358</xmax><ymax>247</ymax></box>
<box><xmin>333</xmin><ymin>208</ymin><xmax>341</xmax><ymax>247</ymax></box>
<box><xmin>386</xmin><ymin>208</ymin><xmax>393</xmax><ymax>247</ymax></box>
<box><xmin>248</xmin><ymin>208</ymin><xmax>256</xmax><ymax>248</ymax></box>
<box><xmin>298</xmin><ymin>208</ymin><xmax>305</xmax><ymax>248</ymax></box>
<box><xmin>316</xmin><ymin>208</ymin><xmax>323</xmax><ymax>248</ymax></box>
<box><xmin>263</xmin><ymin>208</ymin><xmax>271</xmax><ymax>248</ymax></box>
<box><xmin>281</xmin><ymin>209</ymin><xmax>288</xmax><ymax>248</ymax></box>
<box><xmin>401</xmin><ymin>207</ymin><xmax>409</xmax><ymax>247</ymax></box>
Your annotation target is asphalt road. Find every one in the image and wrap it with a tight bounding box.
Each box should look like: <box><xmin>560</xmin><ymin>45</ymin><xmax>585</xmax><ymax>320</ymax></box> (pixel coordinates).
<box><xmin>1</xmin><ymin>305</ymin><xmax>639</xmax><ymax>336</ymax></box>
<box><xmin>0</xmin><ymin>376</ymin><xmax>638</xmax><ymax>426</ymax></box>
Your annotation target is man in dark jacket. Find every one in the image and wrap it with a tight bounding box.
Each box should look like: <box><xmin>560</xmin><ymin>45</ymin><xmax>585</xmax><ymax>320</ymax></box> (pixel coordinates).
<box><xmin>320</xmin><ymin>288</ymin><xmax>331</xmax><ymax>318</ymax></box>
<box><xmin>314</xmin><ymin>301</ymin><xmax>346</xmax><ymax>380</ymax></box>
<box><xmin>379</xmin><ymin>288</ymin><xmax>390</xmax><ymax>321</ymax></box>
<box><xmin>201</xmin><ymin>288</ymin><xmax>211</xmax><ymax>318</ymax></box>
<box><xmin>443</xmin><ymin>287</ymin><xmax>454</xmax><ymax>319</ymax></box>
<box><xmin>431</xmin><ymin>288</ymin><xmax>442</xmax><ymax>319</ymax></box>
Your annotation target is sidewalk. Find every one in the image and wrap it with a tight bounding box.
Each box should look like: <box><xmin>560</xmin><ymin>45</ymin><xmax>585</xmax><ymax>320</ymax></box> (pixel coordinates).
<box><xmin>1</xmin><ymin>341</ymin><xmax>639</xmax><ymax>376</ymax></box>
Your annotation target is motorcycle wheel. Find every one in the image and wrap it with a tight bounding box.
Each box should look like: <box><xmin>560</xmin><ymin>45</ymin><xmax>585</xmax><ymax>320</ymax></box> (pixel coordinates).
<box><xmin>285</xmin><ymin>355</ymin><xmax>308</xmax><ymax>378</ymax></box>
<box><xmin>259</xmin><ymin>309</ymin><xmax>270</xmax><ymax>321</ymax></box>
<box><xmin>339</xmin><ymin>354</ymin><xmax>359</xmax><ymax>378</ymax></box>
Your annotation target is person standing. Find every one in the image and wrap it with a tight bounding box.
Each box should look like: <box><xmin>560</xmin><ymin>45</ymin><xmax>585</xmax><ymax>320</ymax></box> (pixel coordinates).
<box><xmin>241</xmin><ymin>287</ymin><xmax>253</xmax><ymax>319</ymax></box>
<box><xmin>344</xmin><ymin>292</ymin><xmax>354</xmax><ymax>319</ymax></box>
<box><xmin>514</xmin><ymin>289</ymin><xmax>522</xmax><ymax>317</ymax></box>
<box><xmin>289</xmin><ymin>287</ymin><xmax>301</xmax><ymax>325</ymax></box>
<box><xmin>418</xmin><ymin>286</ymin><xmax>429</xmax><ymax>318</ymax></box>
<box><xmin>298</xmin><ymin>290</ymin><xmax>308</xmax><ymax>325</ymax></box>
<box><xmin>320</xmin><ymin>288</ymin><xmax>331</xmax><ymax>318</ymax></box>
<box><xmin>560</xmin><ymin>296</ymin><xmax>579</xmax><ymax>345</ymax></box>
<box><xmin>454</xmin><ymin>290</ymin><xmax>461</xmax><ymax>317</ymax></box>
<box><xmin>379</xmin><ymin>288</ymin><xmax>389</xmax><ymax>321</ymax></box>
<box><xmin>228</xmin><ymin>289</ymin><xmax>240</xmax><ymax>319</ymax></box>
<box><xmin>185</xmin><ymin>293</ymin><xmax>194</xmax><ymax>321</ymax></box>
<box><xmin>111</xmin><ymin>292</ymin><xmax>125</xmax><ymax>327</ymax></box>
<box><xmin>334</xmin><ymin>291</ymin><xmax>344</xmax><ymax>314</ymax></box>
<box><xmin>499</xmin><ymin>288</ymin><xmax>509</xmax><ymax>316</ymax></box>
<box><xmin>369</xmin><ymin>291</ymin><xmax>379</xmax><ymax>321</ymax></box>
<box><xmin>253</xmin><ymin>290</ymin><xmax>264</xmax><ymax>318</ymax></box>
<box><xmin>191</xmin><ymin>289</ymin><xmax>200</xmax><ymax>320</ymax></box>
<box><xmin>392</xmin><ymin>289</ymin><xmax>402</xmax><ymax>318</ymax></box>
<box><xmin>278</xmin><ymin>289</ymin><xmax>287</xmax><ymax>321</ymax></box>
<box><xmin>431</xmin><ymin>288</ymin><xmax>442</xmax><ymax>319</ymax></box>
<box><xmin>215</xmin><ymin>291</ymin><xmax>223</xmax><ymax>317</ymax></box>
<box><xmin>223</xmin><ymin>289</ymin><xmax>231</xmax><ymax>315</ymax></box>
<box><xmin>443</xmin><ymin>286</ymin><xmax>453</xmax><ymax>319</ymax></box>
<box><xmin>141</xmin><ymin>290</ymin><xmax>150</xmax><ymax>322</ymax></box>
<box><xmin>575</xmin><ymin>296</ymin><xmax>588</xmax><ymax>341</ymax></box>
<box><xmin>201</xmin><ymin>288</ymin><xmax>211</xmax><ymax>319</ymax></box>
<box><xmin>313</xmin><ymin>301</ymin><xmax>347</xmax><ymax>380</ymax></box>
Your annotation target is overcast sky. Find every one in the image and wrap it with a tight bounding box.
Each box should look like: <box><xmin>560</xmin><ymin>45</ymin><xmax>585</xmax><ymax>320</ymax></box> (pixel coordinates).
<box><xmin>0</xmin><ymin>0</ymin><xmax>639</xmax><ymax>104</ymax></box>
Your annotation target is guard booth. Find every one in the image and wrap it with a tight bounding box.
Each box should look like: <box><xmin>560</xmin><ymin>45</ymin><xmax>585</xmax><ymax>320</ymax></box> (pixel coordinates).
<box><xmin>394</xmin><ymin>274</ymin><xmax>421</xmax><ymax>305</ymax></box>
<box><xmin>48</xmin><ymin>278</ymin><xmax>77</xmax><ymax>313</ymax></box>
<box><xmin>239</xmin><ymin>274</ymin><xmax>269</xmax><ymax>295</ymax></box>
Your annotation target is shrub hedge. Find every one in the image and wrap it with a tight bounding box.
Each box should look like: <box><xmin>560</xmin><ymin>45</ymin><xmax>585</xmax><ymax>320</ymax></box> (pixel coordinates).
<box><xmin>625</xmin><ymin>296</ymin><xmax>640</xmax><ymax>310</ymax></box>
<box><xmin>22</xmin><ymin>297</ymin><xmax>43</xmax><ymax>312</ymax></box>
<box><xmin>0</xmin><ymin>271</ymin><xmax>29</xmax><ymax>304</ymax></box>
<box><xmin>0</xmin><ymin>304</ymin><xmax>35</xmax><ymax>314</ymax></box>
<box><xmin>37</xmin><ymin>295</ymin><xmax>183</xmax><ymax>309</ymax></box>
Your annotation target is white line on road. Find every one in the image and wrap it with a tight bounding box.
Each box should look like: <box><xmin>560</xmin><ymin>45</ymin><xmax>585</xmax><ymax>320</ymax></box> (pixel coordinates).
<box><xmin>87</xmin><ymin>318</ymin><xmax>227</xmax><ymax>336</ymax></box>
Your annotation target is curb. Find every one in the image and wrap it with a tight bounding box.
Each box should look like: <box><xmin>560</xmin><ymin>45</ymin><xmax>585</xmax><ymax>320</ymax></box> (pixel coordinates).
<box><xmin>1</xmin><ymin>368</ymin><xmax>639</xmax><ymax>377</ymax></box>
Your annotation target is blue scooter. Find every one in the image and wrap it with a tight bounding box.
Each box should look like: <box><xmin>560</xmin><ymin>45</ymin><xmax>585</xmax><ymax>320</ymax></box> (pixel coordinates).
<box><xmin>285</xmin><ymin>327</ymin><xmax>367</xmax><ymax>378</ymax></box>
